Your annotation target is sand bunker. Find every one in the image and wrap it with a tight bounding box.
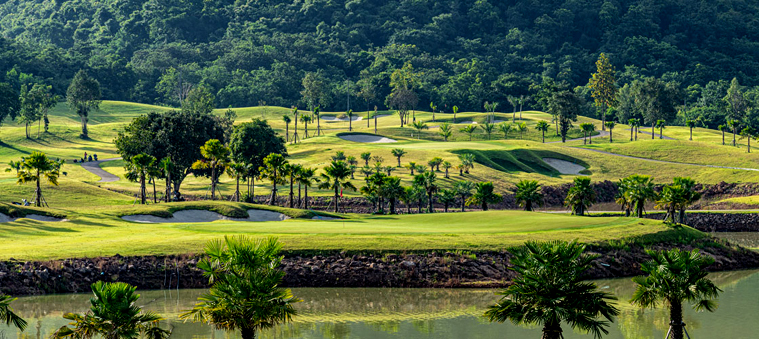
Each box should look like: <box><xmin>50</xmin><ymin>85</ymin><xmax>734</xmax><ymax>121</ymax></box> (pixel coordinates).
<box><xmin>122</xmin><ymin>209</ymin><xmax>289</xmax><ymax>223</ymax></box>
<box><xmin>543</xmin><ymin>158</ymin><xmax>587</xmax><ymax>175</ymax></box>
<box><xmin>339</xmin><ymin>134</ymin><xmax>397</xmax><ymax>143</ymax></box>
<box><xmin>458</xmin><ymin>121</ymin><xmax>478</xmax><ymax>124</ymax></box>
<box><xmin>321</xmin><ymin>116</ymin><xmax>363</xmax><ymax>122</ymax></box>
<box><xmin>0</xmin><ymin>213</ymin><xmax>67</xmax><ymax>223</ymax></box>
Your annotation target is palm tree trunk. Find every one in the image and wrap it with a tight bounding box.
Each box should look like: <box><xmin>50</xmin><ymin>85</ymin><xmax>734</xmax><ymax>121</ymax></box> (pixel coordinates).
<box><xmin>298</xmin><ymin>183</ymin><xmax>302</xmax><ymax>207</ymax></box>
<box><xmin>427</xmin><ymin>192</ymin><xmax>433</xmax><ymax>213</ymax></box>
<box><xmin>542</xmin><ymin>130</ymin><xmax>545</xmax><ymax>143</ymax></box>
<box><xmin>669</xmin><ymin>301</ymin><xmax>684</xmax><ymax>339</ymax></box>
<box><xmin>461</xmin><ymin>196</ymin><xmax>466</xmax><ymax>212</ymax></box>
<box><xmin>660</xmin><ymin>127</ymin><xmax>664</xmax><ymax>139</ymax></box>
<box><xmin>269</xmin><ymin>174</ymin><xmax>277</xmax><ymax>206</ymax></box>
<box><xmin>318</xmin><ymin>115</ymin><xmax>321</xmax><ymax>136</ymax></box>
<box><xmin>235</xmin><ymin>176</ymin><xmax>241</xmax><ymax>202</ymax></box>
<box><xmin>152</xmin><ymin>178</ymin><xmax>157</xmax><ymax>203</ymax></box>
<box><xmin>689</xmin><ymin>127</ymin><xmax>693</xmax><ymax>140</ymax></box>
<box><xmin>482</xmin><ymin>201</ymin><xmax>488</xmax><ymax>211</ymax></box>
<box><xmin>140</xmin><ymin>174</ymin><xmax>146</xmax><ymax>205</ymax></box>
<box><xmin>334</xmin><ymin>186</ymin><xmax>340</xmax><ymax>213</ymax></box>
<box><xmin>722</xmin><ymin>130</ymin><xmax>725</xmax><ymax>145</ymax></box>
<box><xmin>165</xmin><ymin>173</ymin><xmax>171</xmax><ymax>203</ymax></box>
<box><xmin>241</xmin><ymin>328</ymin><xmax>256</xmax><ymax>339</ymax></box>
<box><xmin>289</xmin><ymin>174</ymin><xmax>294</xmax><ymax>208</ymax></box>
<box><xmin>652</xmin><ymin>124</ymin><xmax>655</xmax><ymax>139</ymax></box>
<box><xmin>304</xmin><ymin>186</ymin><xmax>309</xmax><ymax>210</ymax></box>
<box><xmin>541</xmin><ymin>322</ymin><xmax>563</xmax><ymax>339</ymax></box>
<box><xmin>210</xmin><ymin>166</ymin><xmax>217</xmax><ymax>200</ymax></box>
<box><xmin>390</xmin><ymin>198</ymin><xmax>396</xmax><ymax>214</ymax></box>
<box><xmin>610</xmin><ymin>128</ymin><xmax>613</xmax><ymax>143</ymax></box>
<box><xmin>36</xmin><ymin>170</ymin><xmax>41</xmax><ymax>207</ymax></box>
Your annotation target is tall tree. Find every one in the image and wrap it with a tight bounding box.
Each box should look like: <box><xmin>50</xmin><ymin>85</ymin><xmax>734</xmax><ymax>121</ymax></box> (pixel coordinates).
<box><xmin>125</xmin><ymin>154</ymin><xmax>157</xmax><ymax>205</ymax></box>
<box><xmin>616</xmin><ymin>174</ymin><xmax>656</xmax><ymax>218</ymax></box>
<box><xmin>486</xmin><ymin>240</ymin><xmax>619</xmax><ymax>339</ymax></box>
<box><xmin>319</xmin><ymin>160</ymin><xmax>357</xmax><ymax>213</ymax></box>
<box><xmin>259</xmin><ymin>153</ymin><xmax>288</xmax><ymax>205</ymax></box>
<box><xmin>192</xmin><ymin>139</ymin><xmax>230</xmax><ymax>200</ymax></box>
<box><xmin>0</xmin><ymin>83</ymin><xmax>20</xmax><ymax>137</ymax></box>
<box><xmin>631</xmin><ymin>249</ymin><xmax>721</xmax><ymax>339</ymax></box>
<box><xmin>535</xmin><ymin>121</ymin><xmax>550</xmax><ymax>143</ymax></box>
<box><xmin>589</xmin><ymin>53</ymin><xmax>618</xmax><ymax>131</ymax></box>
<box><xmin>182</xmin><ymin>86</ymin><xmax>215</xmax><ymax>115</ymax></box>
<box><xmin>547</xmin><ymin>89</ymin><xmax>580</xmax><ymax>143</ymax></box>
<box><xmin>413</xmin><ymin>171</ymin><xmax>439</xmax><ymax>213</ymax></box>
<box><xmin>605</xmin><ymin>121</ymin><xmax>615</xmax><ymax>142</ymax></box>
<box><xmin>295</xmin><ymin>167</ymin><xmax>319</xmax><ymax>209</ymax></box>
<box><xmin>181</xmin><ymin>236</ymin><xmax>300</xmax><ymax>339</ymax></box>
<box><xmin>12</xmin><ymin>152</ymin><xmax>65</xmax><ymax>207</ymax></box>
<box><xmin>301</xmin><ymin>72</ymin><xmax>331</xmax><ymax>136</ymax></box>
<box><xmin>66</xmin><ymin>70</ymin><xmax>101</xmax><ymax>138</ymax></box>
<box><xmin>635</xmin><ymin>78</ymin><xmax>678</xmax><ymax>139</ymax></box>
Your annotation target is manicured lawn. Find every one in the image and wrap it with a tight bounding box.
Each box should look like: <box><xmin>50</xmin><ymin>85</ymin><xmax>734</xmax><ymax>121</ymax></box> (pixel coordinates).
<box><xmin>0</xmin><ymin>203</ymin><xmax>695</xmax><ymax>260</ymax></box>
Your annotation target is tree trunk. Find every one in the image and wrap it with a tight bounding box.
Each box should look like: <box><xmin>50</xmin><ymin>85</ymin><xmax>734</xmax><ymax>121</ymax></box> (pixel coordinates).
<box><xmin>334</xmin><ymin>186</ymin><xmax>340</xmax><ymax>213</ymax></box>
<box><xmin>609</xmin><ymin>129</ymin><xmax>613</xmax><ymax>143</ymax></box>
<box><xmin>630</xmin><ymin>127</ymin><xmax>633</xmax><ymax>141</ymax></box>
<box><xmin>140</xmin><ymin>173</ymin><xmax>146</xmax><ymax>205</ymax></box>
<box><xmin>390</xmin><ymin>198</ymin><xmax>396</xmax><ymax>214</ymax></box>
<box><xmin>165</xmin><ymin>173</ymin><xmax>171</xmax><ymax>203</ymax></box>
<box><xmin>427</xmin><ymin>192</ymin><xmax>434</xmax><ymax>213</ymax></box>
<box><xmin>35</xmin><ymin>170</ymin><xmax>42</xmax><ymax>207</ymax></box>
<box><xmin>241</xmin><ymin>327</ymin><xmax>256</xmax><ymax>339</ymax></box>
<box><xmin>722</xmin><ymin>130</ymin><xmax>725</xmax><ymax>145</ymax></box>
<box><xmin>541</xmin><ymin>322</ymin><xmax>563</xmax><ymax>339</ymax></box>
<box><xmin>80</xmin><ymin>115</ymin><xmax>88</xmax><ymax>138</ymax></box>
<box><xmin>669</xmin><ymin>301</ymin><xmax>684</xmax><ymax>339</ymax></box>
<box><xmin>289</xmin><ymin>174</ymin><xmax>294</xmax><ymax>208</ymax></box>
<box><xmin>152</xmin><ymin>178</ymin><xmax>157</xmax><ymax>203</ymax></box>
<box><xmin>689</xmin><ymin>127</ymin><xmax>693</xmax><ymax>140</ymax></box>
<box><xmin>304</xmin><ymin>186</ymin><xmax>309</xmax><ymax>210</ymax></box>
<box><xmin>210</xmin><ymin>166</ymin><xmax>217</xmax><ymax>200</ymax></box>
<box><xmin>269</xmin><ymin>174</ymin><xmax>277</xmax><ymax>205</ymax></box>
<box><xmin>285</xmin><ymin>123</ymin><xmax>289</xmax><ymax>142</ymax></box>
<box><xmin>542</xmin><ymin>130</ymin><xmax>545</xmax><ymax>143</ymax></box>
<box><xmin>234</xmin><ymin>176</ymin><xmax>241</xmax><ymax>202</ymax></box>
<box><xmin>652</xmin><ymin>124</ymin><xmax>655</xmax><ymax>139</ymax></box>
<box><xmin>317</xmin><ymin>115</ymin><xmax>321</xmax><ymax>136</ymax></box>
<box><xmin>660</xmin><ymin>127</ymin><xmax>663</xmax><ymax>139</ymax></box>
<box><xmin>482</xmin><ymin>202</ymin><xmax>488</xmax><ymax>211</ymax></box>
<box><xmin>445</xmin><ymin>168</ymin><xmax>449</xmax><ymax>178</ymax></box>
<box><xmin>461</xmin><ymin>196</ymin><xmax>466</xmax><ymax>212</ymax></box>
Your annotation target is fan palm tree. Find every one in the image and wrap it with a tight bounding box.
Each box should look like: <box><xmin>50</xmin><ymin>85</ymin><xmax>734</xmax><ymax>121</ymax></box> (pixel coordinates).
<box><xmin>414</xmin><ymin>171</ymin><xmax>439</xmax><ymax>213</ymax></box>
<box><xmin>54</xmin><ymin>281</ymin><xmax>170</xmax><ymax>339</ymax></box>
<box><xmin>441</xmin><ymin>161</ymin><xmax>452</xmax><ymax>178</ymax></box>
<box><xmin>226</xmin><ymin>162</ymin><xmax>247</xmax><ymax>202</ymax></box>
<box><xmin>259</xmin><ymin>153</ymin><xmax>288</xmax><ymax>205</ymax></box>
<box><xmin>381</xmin><ymin>176</ymin><xmax>405</xmax><ymax>214</ymax></box>
<box><xmin>361</xmin><ymin>172</ymin><xmax>385</xmax><ymax>213</ymax></box>
<box><xmin>535</xmin><ymin>121</ymin><xmax>550</xmax><ymax>143</ymax></box>
<box><xmin>656</xmin><ymin>119</ymin><xmax>666</xmax><ymax>139</ymax></box>
<box><xmin>391</xmin><ymin>148</ymin><xmax>407</xmax><ymax>167</ymax></box>
<box><xmin>282</xmin><ymin>115</ymin><xmax>291</xmax><ymax>142</ymax></box>
<box><xmin>300</xmin><ymin>114</ymin><xmax>312</xmax><ymax>138</ymax></box>
<box><xmin>437</xmin><ymin>189</ymin><xmax>457</xmax><ymax>212</ymax></box>
<box><xmin>627</xmin><ymin>118</ymin><xmax>637</xmax><ymax>141</ymax></box>
<box><xmin>673</xmin><ymin>177</ymin><xmax>702</xmax><ymax>223</ymax></box>
<box><xmin>630</xmin><ymin>248</ymin><xmax>721</xmax><ymax>339</ymax></box>
<box><xmin>508</xmin><ymin>95</ymin><xmax>518</xmax><ymax>122</ymax></box>
<box><xmin>405</xmin><ymin>161</ymin><xmax>417</xmax><ymax>175</ymax></box>
<box><xmin>458</xmin><ymin>153</ymin><xmax>476</xmax><ymax>174</ymax></box>
<box><xmin>181</xmin><ymin>236</ymin><xmax>301</xmax><ymax>339</ymax></box>
<box><xmin>727</xmin><ymin>119</ymin><xmax>739</xmax><ymax>146</ymax></box>
<box><xmin>0</xmin><ymin>294</ymin><xmax>27</xmax><ymax>331</ymax></box>
<box><xmin>411</xmin><ymin>120</ymin><xmax>428</xmax><ymax>139</ymax></box>
<box><xmin>295</xmin><ymin>167</ymin><xmax>319</xmax><ymax>209</ymax></box>
<box><xmin>460</xmin><ymin>124</ymin><xmax>478</xmax><ymax>141</ymax></box>
<box><xmin>13</xmin><ymin>152</ymin><xmax>66</xmax><ymax>207</ymax></box>
<box><xmin>565</xmin><ymin>177</ymin><xmax>596</xmax><ymax>216</ymax></box>
<box><xmin>347</xmin><ymin>109</ymin><xmax>354</xmax><ymax>131</ymax></box>
<box><xmin>313</xmin><ymin>106</ymin><xmax>321</xmax><ymax>136</ymax></box>
<box><xmin>685</xmin><ymin>119</ymin><xmax>697</xmax><ymax>141</ymax></box>
<box><xmin>466</xmin><ymin>181</ymin><xmax>502</xmax><ymax>211</ymax></box>
<box><xmin>192</xmin><ymin>139</ymin><xmax>230</xmax><ymax>200</ymax></box>
<box><xmin>482</xmin><ymin>122</ymin><xmax>495</xmax><ymax>140</ymax></box>
<box><xmin>291</xmin><ymin>107</ymin><xmax>299</xmax><ymax>143</ymax></box>
<box><xmin>454</xmin><ymin>180</ymin><xmax>475</xmax><ymax>212</ymax></box>
<box><xmin>605</xmin><ymin>121</ymin><xmax>615</xmax><ymax>142</ymax></box>
<box><xmin>125</xmin><ymin>153</ymin><xmax>156</xmax><ymax>205</ymax></box>
<box><xmin>429</xmin><ymin>102</ymin><xmax>437</xmax><ymax>121</ymax></box>
<box><xmin>655</xmin><ymin>183</ymin><xmax>688</xmax><ymax>223</ymax></box>
<box><xmin>517</xmin><ymin>122</ymin><xmax>527</xmax><ymax>139</ymax></box>
<box><xmin>284</xmin><ymin>163</ymin><xmax>302</xmax><ymax>208</ymax></box>
<box><xmin>486</xmin><ymin>240</ymin><xmax>619</xmax><ymax>339</ymax></box>
<box><xmin>438</xmin><ymin>123</ymin><xmax>453</xmax><ymax>141</ymax></box>
<box><xmin>581</xmin><ymin>123</ymin><xmax>596</xmax><ymax>144</ymax></box>
<box><xmin>718</xmin><ymin>124</ymin><xmax>727</xmax><ymax>145</ymax></box>
<box><xmin>159</xmin><ymin>157</ymin><xmax>175</xmax><ymax>203</ymax></box>
<box><xmin>616</xmin><ymin>174</ymin><xmax>656</xmax><ymax>218</ymax></box>
<box><xmin>498</xmin><ymin>122</ymin><xmax>512</xmax><ymax>139</ymax></box>
<box><xmin>319</xmin><ymin>160</ymin><xmax>357</xmax><ymax>212</ymax></box>
<box><xmin>515</xmin><ymin>180</ymin><xmax>543</xmax><ymax>211</ymax></box>
<box><xmin>740</xmin><ymin>126</ymin><xmax>756</xmax><ymax>153</ymax></box>
<box><xmin>360</xmin><ymin>152</ymin><xmax>371</xmax><ymax>166</ymax></box>
<box><xmin>452</xmin><ymin>105</ymin><xmax>459</xmax><ymax>123</ymax></box>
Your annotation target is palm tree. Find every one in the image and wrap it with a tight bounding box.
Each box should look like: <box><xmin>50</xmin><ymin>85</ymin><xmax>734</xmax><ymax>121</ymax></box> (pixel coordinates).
<box><xmin>655</xmin><ymin>183</ymin><xmax>687</xmax><ymax>223</ymax></box>
<box><xmin>282</xmin><ymin>115</ymin><xmax>291</xmax><ymax>142</ymax></box>
<box><xmin>458</xmin><ymin>153</ymin><xmax>475</xmax><ymax>174</ymax></box>
<box><xmin>718</xmin><ymin>124</ymin><xmax>727</xmax><ymax>145</ymax></box>
<box><xmin>347</xmin><ymin>109</ymin><xmax>354</xmax><ymax>131</ymax></box>
<box><xmin>405</xmin><ymin>161</ymin><xmax>417</xmax><ymax>175</ymax></box>
<box><xmin>291</xmin><ymin>107</ymin><xmax>299</xmax><ymax>143</ymax></box>
<box><xmin>381</xmin><ymin>176</ymin><xmax>405</xmax><ymax>214</ymax></box>
<box><xmin>414</xmin><ymin>171</ymin><xmax>438</xmax><ymax>213</ymax></box>
<box><xmin>627</xmin><ymin>118</ymin><xmax>637</xmax><ymax>141</ymax></box>
<box><xmin>508</xmin><ymin>95</ymin><xmax>518</xmax><ymax>122</ymax></box>
<box><xmin>518</xmin><ymin>95</ymin><xmax>530</xmax><ymax>120</ymax></box>
<box><xmin>486</xmin><ymin>240</ymin><xmax>619</xmax><ymax>339</ymax></box>
<box><xmin>300</xmin><ymin>114</ymin><xmax>312</xmax><ymax>138</ymax></box>
<box><xmin>226</xmin><ymin>162</ymin><xmax>247</xmax><ymax>202</ymax></box>
<box><xmin>181</xmin><ymin>236</ymin><xmax>301</xmax><ymax>339</ymax></box>
<box><xmin>482</xmin><ymin>122</ymin><xmax>495</xmax><ymax>140</ymax></box>
<box><xmin>401</xmin><ymin>186</ymin><xmax>416</xmax><ymax>214</ymax></box>
<box><xmin>0</xmin><ymin>294</ymin><xmax>27</xmax><ymax>331</ymax></box>
<box><xmin>54</xmin><ymin>281</ymin><xmax>170</xmax><ymax>339</ymax></box>
<box><xmin>460</xmin><ymin>124</ymin><xmax>478</xmax><ymax>141</ymax></box>
<box><xmin>361</xmin><ymin>172</ymin><xmax>385</xmax><ymax>213</ymax></box>
<box><xmin>741</xmin><ymin>126</ymin><xmax>756</xmax><ymax>153</ymax></box>
<box><xmin>727</xmin><ymin>119</ymin><xmax>739</xmax><ymax>146</ymax></box>
<box><xmin>630</xmin><ymin>248</ymin><xmax>721</xmax><ymax>339</ymax></box>
<box><xmin>313</xmin><ymin>106</ymin><xmax>321</xmax><ymax>136</ymax></box>
<box><xmin>429</xmin><ymin>157</ymin><xmax>443</xmax><ymax>171</ymax></box>
<box><xmin>259</xmin><ymin>153</ymin><xmax>288</xmax><ymax>205</ymax></box>
<box><xmin>192</xmin><ymin>139</ymin><xmax>230</xmax><ymax>200</ymax></box>
<box><xmin>685</xmin><ymin>119</ymin><xmax>697</xmax><ymax>141</ymax></box>
<box><xmin>581</xmin><ymin>123</ymin><xmax>596</xmax><ymax>144</ymax></box>
<box><xmin>429</xmin><ymin>101</ymin><xmax>437</xmax><ymax>121</ymax></box>
<box><xmin>579</xmin><ymin>123</ymin><xmax>590</xmax><ymax>144</ymax></box>
<box><xmin>498</xmin><ymin>122</ymin><xmax>512</xmax><ymax>139</ymax></box>
<box><xmin>126</xmin><ymin>154</ymin><xmax>156</xmax><ymax>205</ymax></box>
<box><xmin>466</xmin><ymin>181</ymin><xmax>502</xmax><ymax>211</ymax></box>
<box><xmin>441</xmin><ymin>161</ymin><xmax>452</xmax><ymax>178</ymax></box>
<box><xmin>605</xmin><ymin>121</ymin><xmax>615</xmax><ymax>142</ymax></box>
<box><xmin>517</xmin><ymin>122</ymin><xmax>527</xmax><ymax>139</ymax></box>
<box><xmin>410</xmin><ymin>183</ymin><xmax>428</xmax><ymax>213</ymax></box>
<box><xmin>319</xmin><ymin>160</ymin><xmax>357</xmax><ymax>212</ymax></box>
<box><xmin>439</xmin><ymin>123</ymin><xmax>453</xmax><ymax>141</ymax></box>
<box><xmin>437</xmin><ymin>189</ymin><xmax>456</xmax><ymax>212</ymax></box>
<box><xmin>565</xmin><ymin>177</ymin><xmax>596</xmax><ymax>216</ymax></box>
<box><xmin>360</xmin><ymin>152</ymin><xmax>371</xmax><ymax>166</ymax></box>
<box><xmin>656</xmin><ymin>119</ymin><xmax>666</xmax><ymax>139</ymax></box>
<box><xmin>159</xmin><ymin>157</ymin><xmax>174</xmax><ymax>202</ymax></box>
<box><xmin>616</xmin><ymin>174</ymin><xmax>656</xmax><ymax>218</ymax></box>
<box><xmin>295</xmin><ymin>167</ymin><xmax>319</xmax><ymax>209</ymax></box>
<box><xmin>535</xmin><ymin>121</ymin><xmax>550</xmax><ymax>143</ymax></box>
<box><xmin>515</xmin><ymin>180</ymin><xmax>543</xmax><ymax>211</ymax></box>
<box><xmin>673</xmin><ymin>177</ymin><xmax>701</xmax><ymax>223</ymax></box>
<box><xmin>411</xmin><ymin>120</ymin><xmax>428</xmax><ymax>139</ymax></box>
<box><xmin>452</xmin><ymin>105</ymin><xmax>459</xmax><ymax>123</ymax></box>
<box><xmin>391</xmin><ymin>148</ymin><xmax>407</xmax><ymax>167</ymax></box>
<box><xmin>13</xmin><ymin>152</ymin><xmax>66</xmax><ymax>207</ymax></box>
<box><xmin>454</xmin><ymin>180</ymin><xmax>475</xmax><ymax>212</ymax></box>
<box><xmin>284</xmin><ymin>163</ymin><xmax>301</xmax><ymax>208</ymax></box>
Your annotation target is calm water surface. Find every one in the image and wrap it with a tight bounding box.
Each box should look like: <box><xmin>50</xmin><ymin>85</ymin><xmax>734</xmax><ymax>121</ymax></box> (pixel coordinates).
<box><xmin>3</xmin><ymin>269</ymin><xmax>758</xmax><ymax>339</ymax></box>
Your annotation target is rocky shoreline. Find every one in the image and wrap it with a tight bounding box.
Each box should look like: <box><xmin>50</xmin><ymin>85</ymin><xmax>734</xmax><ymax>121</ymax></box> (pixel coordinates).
<box><xmin>2</xmin><ymin>238</ymin><xmax>757</xmax><ymax>296</ymax></box>
<box><xmin>644</xmin><ymin>213</ymin><xmax>759</xmax><ymax>232</ymax></box>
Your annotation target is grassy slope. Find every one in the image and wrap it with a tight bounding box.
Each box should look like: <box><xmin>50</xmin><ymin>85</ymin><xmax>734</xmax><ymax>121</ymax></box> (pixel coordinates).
<box><xmin>0</xmin><ymin>202</ymin><xmax>696</xmax><ymax>260</ymax></box>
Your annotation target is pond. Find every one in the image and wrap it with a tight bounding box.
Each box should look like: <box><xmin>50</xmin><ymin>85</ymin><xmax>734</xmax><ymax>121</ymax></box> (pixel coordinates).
<box><xmin>2</xmin><ymin>269</ymin><xmax>758</xmax><ymax>339</ymax></box>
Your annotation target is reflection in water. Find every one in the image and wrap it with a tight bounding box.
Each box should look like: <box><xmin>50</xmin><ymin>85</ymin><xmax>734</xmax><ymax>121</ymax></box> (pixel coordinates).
<box><xmin>713</xmin><ymin>232</ymin><xmax>759</xmax><ymax>249</ymax></box>
<box><xmin>2</xmin><ymin>270</ymin><xmax>758</xmax><ymax>339</ymax></box>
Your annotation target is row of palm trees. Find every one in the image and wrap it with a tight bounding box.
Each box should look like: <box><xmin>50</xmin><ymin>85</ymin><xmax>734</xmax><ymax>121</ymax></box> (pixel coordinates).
<box><xmin>1</xmin><ymin>238</ymin><xmax>716</xmax><ymax>339</ymax></box>
<box><xmin>513</xmin><ymin>175</ymin><xmax>700</xmax><ymax>221</ymax></box>
<box><xmin>412</xmin><ymin>120</ymin><xmax>557</xmax><ymax>142</ymax></box>
<box><xmin>487</xmin><ymin>240</ymin><xmax>720</xmax><ymax>339</ymax></box>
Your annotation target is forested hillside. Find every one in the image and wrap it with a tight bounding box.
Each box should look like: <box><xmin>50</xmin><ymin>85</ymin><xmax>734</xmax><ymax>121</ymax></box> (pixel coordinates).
<box><xmin>1</xmin><ymin>0</ymin><xmax>758</xmax><ymax>113</ymax></box>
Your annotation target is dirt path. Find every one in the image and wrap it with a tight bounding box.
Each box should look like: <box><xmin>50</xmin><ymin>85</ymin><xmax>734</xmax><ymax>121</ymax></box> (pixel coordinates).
<box><xmin>81</xmin><ymin>157</ymin><xmax>122</xmax><ymax>182</ymax></box>
<box><xmin>572</xmin><ymin>148</ymin><xmax>759</xmax><ymax>171</ymax></box>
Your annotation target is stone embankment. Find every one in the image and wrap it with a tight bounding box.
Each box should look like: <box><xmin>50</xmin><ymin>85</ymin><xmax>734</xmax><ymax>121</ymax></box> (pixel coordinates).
<box><xmin>646</xmin><ymin>213</ymin><xmax>759</xmax><ymax>232</ymax></box>
<box><xmin>2</xmin><ymin>238</ymin><xmax>757</xmax><ymax>296</ymax></box>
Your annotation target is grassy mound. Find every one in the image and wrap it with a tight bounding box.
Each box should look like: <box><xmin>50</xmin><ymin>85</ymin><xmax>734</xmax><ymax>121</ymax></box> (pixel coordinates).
<box><xmin>452</xmin><ymin>149</ymin><xmax>588</xmax><ymax>177</ymax></box>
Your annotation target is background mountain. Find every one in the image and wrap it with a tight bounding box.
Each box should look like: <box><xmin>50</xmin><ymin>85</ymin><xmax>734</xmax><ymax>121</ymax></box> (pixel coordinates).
<box><xmin>0</xmin><ymin>0</ymin><xmax>757</xmax><ymax>112</ymax></box>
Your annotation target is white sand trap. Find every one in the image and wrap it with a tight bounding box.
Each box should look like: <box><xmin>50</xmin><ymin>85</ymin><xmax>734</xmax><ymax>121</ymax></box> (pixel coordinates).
<box><xmin>458</xmin><ymin>121</ymin><xmax>478</xmax><ymax>124</ymax></box>
<box><xmin>543</xmin><ymin>158</ymin><xmax>587</xmax><ymax>175</ymax></box>
<box><xmin>0</xmin><ymin>213</ymin><xmax>67</xmax><ymax>223</ymax></box>
<box><xmin>122</xmin><ymin>209</ymin><xmax>289</xmax><ymax>223</ymax></box>
<box><xmin>321</xmin><ymin>116</ymin><xmax>363</xmax><ymax>122</ymax></box>
<box><xmin>312</xmin><ymin>216</ymin><xmax>340</xmax><ymax>220</ymax></box>
<box><xmin>339</xmin><ymin>134</ymin><xmax>397</xmax><ymax>143</ymax></box>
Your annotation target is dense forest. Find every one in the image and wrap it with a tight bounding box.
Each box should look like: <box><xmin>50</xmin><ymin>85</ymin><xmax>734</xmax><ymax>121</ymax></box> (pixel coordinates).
<box><xmin>1</xmin><ymin>0</ymin><xmax>759</xmax><ymax>122</ymax></box>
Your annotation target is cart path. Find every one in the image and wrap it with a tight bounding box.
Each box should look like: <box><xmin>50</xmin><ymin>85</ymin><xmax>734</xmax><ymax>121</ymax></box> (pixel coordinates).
<box><xmin>81</xmin><ymin>157</ymin><xmax>122</xmax><ymax>182</ymax></box>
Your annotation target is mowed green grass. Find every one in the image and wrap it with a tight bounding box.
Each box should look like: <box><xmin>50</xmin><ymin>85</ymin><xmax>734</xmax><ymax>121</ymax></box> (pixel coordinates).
<box><xmin>0</xmin><ymin>203</ymin><xmax>689</xmax><ymax>260</ymax></box>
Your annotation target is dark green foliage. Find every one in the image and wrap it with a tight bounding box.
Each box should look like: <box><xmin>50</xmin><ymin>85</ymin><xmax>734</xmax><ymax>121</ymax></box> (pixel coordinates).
<box><xmin>229</xmin><ymin>119</ymin><xmax>287</xmax><ymax>176</ymax></box>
